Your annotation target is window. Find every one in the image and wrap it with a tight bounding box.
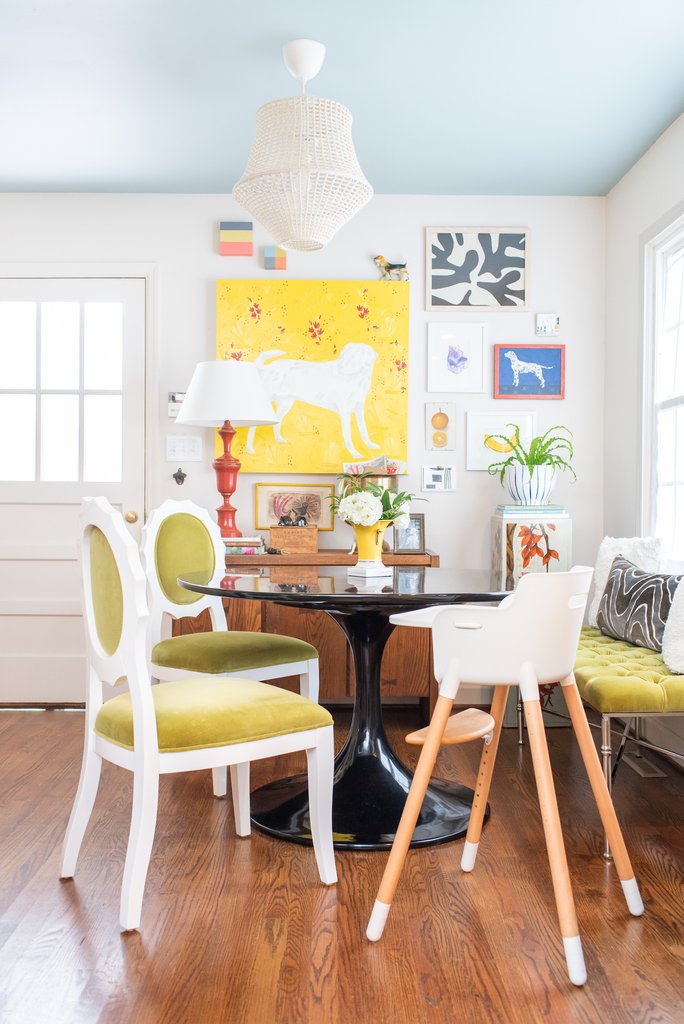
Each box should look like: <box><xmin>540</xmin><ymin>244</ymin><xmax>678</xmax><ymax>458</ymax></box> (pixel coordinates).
<box><xmin>644</xmin><ymin>213</ymin><xmax>684</xmax><ymax>564</ymax></box>
<box><xmin>0</xmin><ymin>298</ymin><xmax>124</xmax><ymax>483</ymax></box>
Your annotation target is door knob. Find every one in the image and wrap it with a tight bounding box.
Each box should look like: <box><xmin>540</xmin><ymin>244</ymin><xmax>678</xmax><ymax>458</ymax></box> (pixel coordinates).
<box><xmin>124</xmin><ymin>510</ymin><xmax>139</xmax><ymax>524</ymax></box>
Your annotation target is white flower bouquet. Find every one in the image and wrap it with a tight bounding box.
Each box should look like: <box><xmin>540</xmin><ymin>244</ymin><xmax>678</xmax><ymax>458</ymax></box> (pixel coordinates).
<box><xmin>330</xmin><ymin>472</ymin><xmax>413</xmax><ymax>528</ymax></box>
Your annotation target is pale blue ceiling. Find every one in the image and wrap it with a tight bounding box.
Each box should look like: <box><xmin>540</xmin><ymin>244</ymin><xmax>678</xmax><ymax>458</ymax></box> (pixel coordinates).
<box><xmin>1</xmin><ymin>0</ymin><xmax>683</xmax><ymax>196</ymax></box>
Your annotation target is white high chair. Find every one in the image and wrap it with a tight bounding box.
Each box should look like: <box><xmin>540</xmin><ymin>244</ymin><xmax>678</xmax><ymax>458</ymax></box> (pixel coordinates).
<box><xmin>366</xmin><ymin>567</ymin><xmax>643</xmax><ymax>987</ymax></box>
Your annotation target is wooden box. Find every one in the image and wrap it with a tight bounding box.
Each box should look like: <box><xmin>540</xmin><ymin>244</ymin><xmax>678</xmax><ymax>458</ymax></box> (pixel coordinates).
<box><xmin>269</xmin><ymin>525</ymin><xmax>318</xmax><ymax>553</ymax></box>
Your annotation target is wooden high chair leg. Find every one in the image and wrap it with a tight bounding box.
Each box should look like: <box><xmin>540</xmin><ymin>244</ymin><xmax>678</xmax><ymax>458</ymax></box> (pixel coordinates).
<box><xmin>560</xmin><ymin>674</ymin><xmax>644</xmax><ymax>917</ymax></box>
<box><xmin>461</xmin><ymin>685</ymin><xmax>509</xmax><ymax>872</ymax></box>
<box><xmin>366</xmin><ymin>692</ymin><xmax>455</xmax><ymax>941</ymax></box>
<box><xmin>522</xmin><ymin>672</ymin><xmax>586</xmax><ymax>987</ymax></box>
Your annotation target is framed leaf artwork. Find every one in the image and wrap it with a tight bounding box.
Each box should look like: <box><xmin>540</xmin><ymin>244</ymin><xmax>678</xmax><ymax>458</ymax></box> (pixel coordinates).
<box><xmin>426</xmin><ymin>228</ymin><xmax>527</xmax><ymax>310</ymax></box>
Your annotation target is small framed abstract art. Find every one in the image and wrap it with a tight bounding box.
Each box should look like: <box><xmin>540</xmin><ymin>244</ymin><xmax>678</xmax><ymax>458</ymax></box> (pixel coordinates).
<box><xmin>426</xmin><ymin>228</ymin><xmax>527</xmax><ymax>311</ymax></box>
<box><xmin>427</xmin><ymin>322</ymin><xmax>485</xmax><ymax>393</ymax></box>
<box><xmin>254</xmin><ymin>482</ymin><xmax>334</xmax><ymax>530</ymax></box>
<box><xmin>421</xmin><ymin>464</ymin><xmax>456</xmax><ymax>491</ymax></box>
<box><xmin>493</xmin><ymin>344</ymin><xmax>565</xmax><ymax>399</ymax></box>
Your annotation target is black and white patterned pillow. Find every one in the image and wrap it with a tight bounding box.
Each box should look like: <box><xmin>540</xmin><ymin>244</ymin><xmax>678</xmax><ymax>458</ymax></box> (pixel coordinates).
<box><xmin>596</xmin><ymin>556</ymin><xmax>682</xmax><ymax>652</ymax></box>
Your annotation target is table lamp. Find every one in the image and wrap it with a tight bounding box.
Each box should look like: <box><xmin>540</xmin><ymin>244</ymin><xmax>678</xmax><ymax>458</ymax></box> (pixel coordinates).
<box><xmin>176</xmin><ymin>360</ymin><xmax>276</xmax><ymax>538</ymax></box>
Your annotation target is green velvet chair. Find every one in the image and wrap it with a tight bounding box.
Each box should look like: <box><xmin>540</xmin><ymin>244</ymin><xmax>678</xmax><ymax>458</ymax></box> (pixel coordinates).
<box><xmin>141</xmin><ymin>500</ymin><xmax>320</xmax><ymax>796</ymax></box>
<box><xmin>60</xmin><ymin>497</ymin><xmax>336</xmax><ymax>931</ymax></box>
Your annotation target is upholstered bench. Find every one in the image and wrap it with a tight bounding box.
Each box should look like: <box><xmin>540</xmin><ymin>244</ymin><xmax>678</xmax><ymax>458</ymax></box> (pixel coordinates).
<box><xmin>571</xmin><ymin>626</ymin><xmax>684</xmax><ymax>856</ymax></box>
<box><xmin>575</xmin><ymin>626</ymin><xmax>684</xmax><ymax>717</ymax></box>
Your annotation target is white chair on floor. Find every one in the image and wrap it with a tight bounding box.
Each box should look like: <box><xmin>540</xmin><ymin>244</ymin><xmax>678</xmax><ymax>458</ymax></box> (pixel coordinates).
<box><xmin>366</xmin><ymin>567</ymin><xmax>643</xmax><ymax>987</ymax></box>
<box><xmin>60</xmin><ymin>497</ymin><xmax>336</xmax><ymax>931</ymax></box>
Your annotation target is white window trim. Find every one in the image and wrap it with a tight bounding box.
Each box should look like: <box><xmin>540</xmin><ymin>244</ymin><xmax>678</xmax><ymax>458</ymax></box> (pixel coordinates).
<box><xmin>640</xmin><ymin>205</ymin><xmax>684</xmax><ymax>539</ymax></box>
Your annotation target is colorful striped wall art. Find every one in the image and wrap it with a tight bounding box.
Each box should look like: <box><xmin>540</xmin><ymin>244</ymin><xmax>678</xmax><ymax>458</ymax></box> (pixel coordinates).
<box><xmin>219</xmin><ymin>221</ymin><xmax>253</xmax><ymax>256</ymax></box>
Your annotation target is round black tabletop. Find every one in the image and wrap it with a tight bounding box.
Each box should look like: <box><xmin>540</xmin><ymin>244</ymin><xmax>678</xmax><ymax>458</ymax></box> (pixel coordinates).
<box><xmin>179</xmin><ymin>565</ymin><xmax>506</xmax><ymax>612</ymax></box>
<box><xmin>178</xmin><ymin>565</ymin><xmax>507</xmax><ymax>850</ymax></box>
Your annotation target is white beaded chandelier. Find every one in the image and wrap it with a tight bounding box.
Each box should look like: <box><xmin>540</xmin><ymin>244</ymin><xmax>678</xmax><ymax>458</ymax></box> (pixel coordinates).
<box><xmin>233</xmin><ymin>39</ymin><xmax>373</xmax><ymax>252</ymax></box>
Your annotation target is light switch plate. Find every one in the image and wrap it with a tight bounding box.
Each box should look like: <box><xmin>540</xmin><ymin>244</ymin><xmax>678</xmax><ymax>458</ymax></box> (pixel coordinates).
<box><xmin>166</xmin><ymin>435</ymin><xmax>203</xmax><ymax>462</ymax></box>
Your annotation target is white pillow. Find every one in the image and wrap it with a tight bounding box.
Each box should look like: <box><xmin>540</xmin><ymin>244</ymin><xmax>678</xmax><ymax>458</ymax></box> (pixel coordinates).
<box><xmin>587</xmin><ymin>536</ymin><xmax>662</xmax><ymax>627</ymax></box>
<box><xmin>662</xmin><ymin>581</ymin><xmax>684</xmax><ymax>673</ymax></box>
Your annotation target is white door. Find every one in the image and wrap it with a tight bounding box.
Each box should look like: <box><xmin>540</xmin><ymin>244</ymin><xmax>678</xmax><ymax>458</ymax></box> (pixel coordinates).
<box><xmin>0</xmin><ymin>277</ymin><xmax>146</xmax><ymax>703</ymax></box>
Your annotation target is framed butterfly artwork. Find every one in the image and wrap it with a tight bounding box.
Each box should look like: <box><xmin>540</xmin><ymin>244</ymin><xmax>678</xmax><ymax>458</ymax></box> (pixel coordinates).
<box><xmin>426</xmin><ymin>322</ymin><xmax>485</xmax><ymax>393</ymax></box>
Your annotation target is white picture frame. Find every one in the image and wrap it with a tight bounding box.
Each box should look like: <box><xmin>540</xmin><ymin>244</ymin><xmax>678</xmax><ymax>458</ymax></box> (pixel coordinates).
<box><xmin>427</xmin><ymin>322</ymin><xmax>485</xmax><ymax>393</ymax></box>
<box><xmin>426</xmin><ymin>227</ymin><xmax>528</xmax><ymax>311</ymax></box>
<box><xmin>425</xmin><ymin>401</ymin><xmax>456</xmax><ymax>450</ymax></box>
<box><xmin>466</xmin><ymin>411</ymin><xmax>537</xmax><ymax>472</ymax></box>
<box><xmin>422</xmin><ymin>464</ymin><xmax>456</xmax><ymax>491</ymax></box>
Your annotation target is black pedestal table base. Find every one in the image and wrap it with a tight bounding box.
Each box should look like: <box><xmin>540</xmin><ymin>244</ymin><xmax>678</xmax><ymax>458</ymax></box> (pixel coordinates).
<box><xmin>250</xmin><ymin>607</ymin><xmax>489</xmax><ymax>850</ymax></box>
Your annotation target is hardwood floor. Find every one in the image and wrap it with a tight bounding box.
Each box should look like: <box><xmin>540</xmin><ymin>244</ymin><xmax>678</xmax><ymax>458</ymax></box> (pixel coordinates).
<box><xmin>0</xmin><ymin>707</ymin><xmax>682</xmax><ymax>1024</ymax></box>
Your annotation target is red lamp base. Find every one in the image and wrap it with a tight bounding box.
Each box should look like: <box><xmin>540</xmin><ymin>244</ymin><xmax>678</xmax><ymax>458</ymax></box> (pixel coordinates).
<box><xmin>214</xmin><ymin>420</ymin><xmax>242</xmax><ymax>538</ymax></box>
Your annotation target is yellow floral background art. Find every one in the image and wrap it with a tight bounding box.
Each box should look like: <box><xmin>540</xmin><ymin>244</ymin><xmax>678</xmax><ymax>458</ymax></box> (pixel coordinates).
<box><xmin>216</xmin><ymin>280</ymin><xmax>409</xmax><ymax>474</ymax></box>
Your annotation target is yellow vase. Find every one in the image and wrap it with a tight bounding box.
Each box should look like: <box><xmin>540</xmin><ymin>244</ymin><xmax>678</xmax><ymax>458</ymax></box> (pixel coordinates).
<box><xmin>349</xmin><ymin>521</ymin><xmax>392</xmax><ymax>578</ymax></box>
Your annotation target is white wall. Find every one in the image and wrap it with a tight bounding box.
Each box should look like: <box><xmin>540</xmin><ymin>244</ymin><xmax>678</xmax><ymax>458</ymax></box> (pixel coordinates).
<box><xmin>604</xmin><ymin>113</ymin><xmax>684</xmax><ymax>536</ymax></box>
<box><xmin>0</xmin><ymin>192</ymin><xmax>605</xmax><ymax>567</ymax></box>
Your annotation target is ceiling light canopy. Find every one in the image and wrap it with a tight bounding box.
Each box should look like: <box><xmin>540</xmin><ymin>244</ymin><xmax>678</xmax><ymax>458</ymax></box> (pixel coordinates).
<box><xmin>233</xmin><ymin>39</ymin><xmax>373</xmax><ymax>252</ymax></box>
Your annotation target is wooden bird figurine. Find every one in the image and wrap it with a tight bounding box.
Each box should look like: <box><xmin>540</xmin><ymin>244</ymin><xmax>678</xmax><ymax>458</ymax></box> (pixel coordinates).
<box><xmin>373</xmin><ymin>255</ymin><xmax>409</xmax><ymax>281</ymax></box>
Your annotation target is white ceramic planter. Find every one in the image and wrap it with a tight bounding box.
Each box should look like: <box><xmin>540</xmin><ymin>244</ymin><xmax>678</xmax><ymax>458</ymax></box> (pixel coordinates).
<box><xmin>504</xmin><ymin>464</ymin><xmax>557</xmax><ymax>505</ymax></box>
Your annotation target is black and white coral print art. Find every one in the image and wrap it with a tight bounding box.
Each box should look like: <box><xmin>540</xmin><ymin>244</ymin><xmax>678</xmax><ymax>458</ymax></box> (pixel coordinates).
<box><xmin>426</xmin><ymin>228</ymin><xmax>527</xmax><ymax>310</ymax></box>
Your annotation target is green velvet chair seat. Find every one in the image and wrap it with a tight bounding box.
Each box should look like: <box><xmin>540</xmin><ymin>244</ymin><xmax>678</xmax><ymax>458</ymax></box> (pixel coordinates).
<box><xmin>151</xmin><ymin>632</ymin><xmax>318</xmax><ymax>675</ymax></box>
<box><xmin>574</xmin><ymin>626</ymin><xmax>684</xmax><ymax>714</ymax></box>
<box><xmin>95</xmin><ymin>678</ymin><xmax>333</xmax><ymax>753</ymax></box>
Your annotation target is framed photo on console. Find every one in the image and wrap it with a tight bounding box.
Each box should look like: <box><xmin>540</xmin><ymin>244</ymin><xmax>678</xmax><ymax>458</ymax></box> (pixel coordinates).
<box><xmin>393</xmin><ymin>512</ymin><xmax>426</xmax><ymax>554</ymax></box>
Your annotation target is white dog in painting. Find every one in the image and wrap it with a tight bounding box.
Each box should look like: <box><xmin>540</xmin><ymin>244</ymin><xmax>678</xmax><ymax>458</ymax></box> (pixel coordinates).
<box><xmin>245</xmin><ymin>343</ymin><xmax>380</xmax><ymax>458</ymax></box>
<box><xmin>504</xmin><ymin>349</ymin><xmax>553</xmax><ymax>389</ymax></box>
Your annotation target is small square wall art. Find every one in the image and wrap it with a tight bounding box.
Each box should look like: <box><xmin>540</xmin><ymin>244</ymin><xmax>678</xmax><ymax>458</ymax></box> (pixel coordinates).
<box><xmin>263</xmin><ymin>245</ymin><xmax>287</xmax><ymax>270</ymax></box>
<box><xmin>219</xmin><ymin>221</ymin><xmax>253</xmax><ymax>256</ymax></box>
<box><xmin>422</xmin><ymin>464</ymin><xmax>456</xmax><ymax>491</ymax></box>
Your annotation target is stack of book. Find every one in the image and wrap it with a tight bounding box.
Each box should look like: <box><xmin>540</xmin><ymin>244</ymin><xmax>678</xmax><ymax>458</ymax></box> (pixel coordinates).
<box><xmin>223</xmin><ymin>535</ymin><xmax>266</xmax><ymax>556</ymax></box>
<box><xmin>495</xmin><ymin>503</ymin><xmax>568</xmax><ymax>518</ymax></box>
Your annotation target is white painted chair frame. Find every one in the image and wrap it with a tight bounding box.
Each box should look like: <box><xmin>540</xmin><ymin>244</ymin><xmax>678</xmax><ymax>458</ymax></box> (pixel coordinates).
<box><xmin>367</xmin><ymin>567</ymin><xmax>644</xmax><ymax>987</ymax></box>
<box><xmin>60</xmin><ymin>497</ymin><xmax>336</xmax><ymax>931</ymax></box>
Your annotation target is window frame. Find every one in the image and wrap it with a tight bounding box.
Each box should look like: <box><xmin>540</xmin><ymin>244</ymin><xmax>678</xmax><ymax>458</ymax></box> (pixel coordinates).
<box><xmin>642</xmin><ymin>206</ymin><xmax>684</xmax><ymax>561</ymax></box>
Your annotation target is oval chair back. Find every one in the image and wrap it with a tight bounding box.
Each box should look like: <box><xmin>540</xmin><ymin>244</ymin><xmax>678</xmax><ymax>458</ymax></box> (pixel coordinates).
<box><xmin>431</xmin><ymin>566</ymin><xmax>594</xmax><ymax>688</ymax></box>
<box><xmin>80</xmin><ymin>495</ymin><xmax>157</xmax><ymax>746</ymax></box>
<box><xmin>140</xmin><ymin>499</ymin><xmax>228</xmax><ymax>654</ymax></box>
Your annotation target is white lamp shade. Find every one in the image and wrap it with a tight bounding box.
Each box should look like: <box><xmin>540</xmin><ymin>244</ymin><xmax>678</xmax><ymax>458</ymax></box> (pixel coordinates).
<box><xmin>233</xmin><ymin>95</ymin><xmax>373</xmax><ymax>251</ymax></box>
<box><xmin>176</xmin><ymin>360</ymin><xmax>277</xmax><ymax>428</ymax></box>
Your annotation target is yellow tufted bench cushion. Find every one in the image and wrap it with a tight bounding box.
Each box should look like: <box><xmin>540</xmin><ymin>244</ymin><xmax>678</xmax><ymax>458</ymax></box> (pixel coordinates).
<box><xmin>95</xmin><ymin>678</ymin><xmax>333</xmax><ymax>753</ymax></box>
<box><xmin>574</xmin><ymin>626</ymin><xmax>684</xmax><ymax>714</ymax></box>
<box><xmin>151</xmin><ymin>631</ymin><xmax>318</xmax><ymax>675</ymax></box>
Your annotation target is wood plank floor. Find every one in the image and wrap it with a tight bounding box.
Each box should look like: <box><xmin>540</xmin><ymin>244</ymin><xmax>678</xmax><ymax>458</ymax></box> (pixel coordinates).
<box><xmin>0</xmin><ymin>707</ymin><xmax>682</xmax><ymax>1024</ymax></box>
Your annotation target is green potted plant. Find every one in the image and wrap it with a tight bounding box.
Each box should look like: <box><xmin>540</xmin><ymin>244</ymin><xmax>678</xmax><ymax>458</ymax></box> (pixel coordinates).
<box><xmin>484</xmin><ymin>424</ymin><xmax>576</xmax><ymax>505</ymax></box>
